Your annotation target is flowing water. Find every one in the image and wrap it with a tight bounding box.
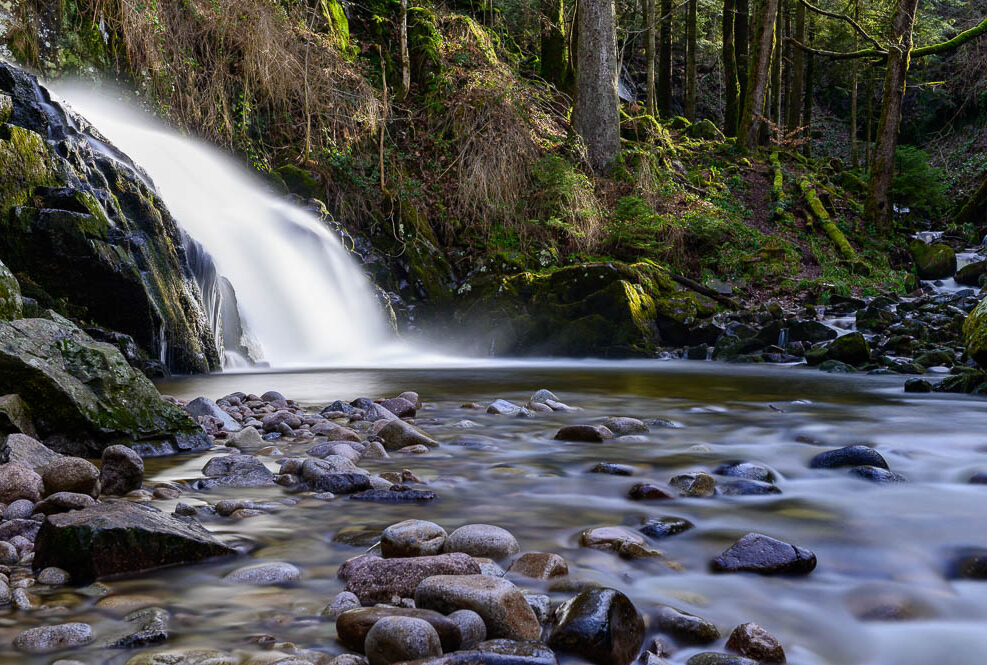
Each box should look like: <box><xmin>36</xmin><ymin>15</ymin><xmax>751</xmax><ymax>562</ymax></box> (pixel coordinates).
<box><xmin>50</xmin><ymin>86</ymin><xmax>391</xmax><ymax>368</ymax></box>
<box><xmin>5</xmin><ymin>362</ymin><xmax>987</xmax><ymax>665</ymax></box>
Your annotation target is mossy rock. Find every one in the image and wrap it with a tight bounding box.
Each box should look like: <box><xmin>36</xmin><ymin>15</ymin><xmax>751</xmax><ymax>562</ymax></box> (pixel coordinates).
<box><xmin>275</xmin><ymin>165</ymin><xmax>322</xmax><ymax>200</ymax></box>
<box><xmin>963</xmin><ymin>297</ymin><xmax>987</xmax><ymax>368</ymax></box>
<box><xmin>908</xmin><ymin>239</ymin><xmax>956</xmax><ymax>280</ymax></box>
<box><xmin>956</xmin><ymin>259</ymin><xmax>987</xmax><ymax>287</ymax></box>
<box><xmin>825</xmin><ymin>332</ymin><xmax>870</xmax><ymax>365</ymax></box>
<box><xmin>0</xmin><ymin>124</ymin><xmax>57</xmax><ymax>220</ymax></box>
<box><xmin>0</xmin><ymin>95</ymin><xmax>11</xmax><ymax>124</ymax></box>
<box><xmin>0</xmin><ymin>259</ymin><xmax>21</xmax><ymax>321</ymax></box>
<box><xmin>686</xmin><ymin>119</ymin><xmax>723</xmax><ymax>140</ymax></box>
<box><xmin>0</xmin><ymin>316</ymin><xmax>209</xmax><ymax>457</ymax></box>
<box><xmin>408</xmin><ymin>7</ymin><xmax>444</xmax><ymax>83</ymax></box>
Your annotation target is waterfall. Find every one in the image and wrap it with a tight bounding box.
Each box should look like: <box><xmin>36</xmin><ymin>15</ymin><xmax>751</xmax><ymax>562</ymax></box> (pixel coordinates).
<box><xmin>53</xmin><ymin>87</ymin><xmax>390</xmax><ymax>368</ymax></box>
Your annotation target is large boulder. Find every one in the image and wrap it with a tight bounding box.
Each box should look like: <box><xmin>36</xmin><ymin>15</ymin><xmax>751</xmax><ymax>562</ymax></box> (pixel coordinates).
<box><xmin>0</xmin><ymin>432</ymin><xmax>58</xmax><ymax>471</ymax></box>
<box><xmin>0</xmin><ymin>317</ymin><xmax>209</xmax><ymax>456</ymax></box>
<box><xmin>0</xmin><ymin>62</ymin><xmax>219</xmax><ymax>373</ymax></box>
<box><xmin>908</xmin><ymin>239</ymin><xmax>956</xmax><ymax>280</ymax></box>
<box><xmin>431</xmin><ymin>262</ymin><xmax>717</xmax><ymax>357</ymax></box>
<box><xmin>964</xmin><ymin>298</ymin><xmax>987</xmax><ymax>368</ymax></box>
<box><xmin>0</xmin><ymin>258</ymin><xmax>21</xmax><ymax>321</ymax></box>
<box><xmin>33</xmin><ymin>501</ymin><xmax>235</xmax><ymax>582</ymax></box>
<box><xmin>0</xmin><ymin>395</ymin><xmax>37</xmax><ymax>438</ymax></box>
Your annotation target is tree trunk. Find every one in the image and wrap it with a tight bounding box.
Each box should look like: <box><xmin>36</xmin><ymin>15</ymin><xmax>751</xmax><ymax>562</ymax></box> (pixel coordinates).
<box><xmin>722</xmin><ymin>0</ymin><xmax>740</xmax><ymax>135</ymax></box>
<box><xmin>541</xmin><ymin>0</ymin><xmax>569</xmax><ymax>87</ymax></box>
<box><xmin>658</xmin><ymin>0</ymin><xmax>673</xmax><ymax>115</ymax></box>
<box><xmin>802</xmin><ymin>14</ymin><xmax>814</xmax><ymax>157</ymax></box>
<box><xmin>685</xmin><ymin>0</ymin><xmax>698</xmax><ymax>120</ymax></box>
<box><xmin>398</xmin><ymin>0</ymin><xmax>411</xmax><ymax>98</ymax></box>
<box><xmin>786</xmin><ymin>0</ymin><xmax>804</xmax><ymax>134</ymax></box>
<box><xmin>865</xmin><ymin>0</ymin><xmax>920</xmax><ymax>229</ymax></box>
<box><xmin>770</xmin><ymin>0</ymin><xmax>782</xmax><ymax>129</ymax></box>
<box><xmin>574</xmin><ymin>0</ymin><xmax>620</xmax><ymax>172</ymax></box>
<box><xmin>849</xmin><ymin>0</ymin><xmax>859</xmax><ymax>167</ymax></box>
<box><xmin>644</xmin><ymin>0</ymin><xmax>656</xmax><ymax>114</ymax></box>
<box><xmin>736</xmin><ymin>0</ymin><xmax>780</xmax><ymax>151</ymax></box>
<box><xmin>735</xmin><ymin>0</ymin><xmax>750</xmax><ymax>110</ymax></box>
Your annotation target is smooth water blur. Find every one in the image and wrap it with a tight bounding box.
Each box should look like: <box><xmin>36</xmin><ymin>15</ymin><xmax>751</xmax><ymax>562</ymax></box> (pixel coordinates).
<box><xmin>49</xmin><ymin>85</ymin><xmax>390</xmax><ymax>367</ymax></box>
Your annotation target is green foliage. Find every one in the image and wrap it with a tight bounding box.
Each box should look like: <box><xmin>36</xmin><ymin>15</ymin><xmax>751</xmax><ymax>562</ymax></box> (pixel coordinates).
<box><xmin>890</xmin><ymin>146</ymin><xmax>947</xmax><ymax>220</ymax></box>
<box><xmin>528</xmin><ymin>154</ymin><xmax>600</xmax><ymax>241</ymax></box>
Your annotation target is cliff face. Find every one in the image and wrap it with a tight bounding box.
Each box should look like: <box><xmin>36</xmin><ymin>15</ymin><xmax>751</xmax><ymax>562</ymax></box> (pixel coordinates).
<box><xmin>0</xmin><ymin>62</ymin><xmax>220</xmax><ymax>374</ymax></box>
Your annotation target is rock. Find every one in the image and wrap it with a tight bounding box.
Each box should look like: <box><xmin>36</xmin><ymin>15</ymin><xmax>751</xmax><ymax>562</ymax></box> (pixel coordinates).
<box><xmin>601</xmin><ymin>417</ymin><xmax>649</xmax><ymax>436</ymax></box>
<box><xmin>580</xmin><ymin>526</ymin><xmax>649</xmax><ymax>554</ymax></box>
<box><xmin>956</xmin><ymin>259</ymin><xmax>987</xmax><ymax>286</ymax></box>
<box><xmin>398</xmin><ymin>391</ymin><xmax>422</xmax><ymax>408</ymax></box>
<box><xmin>669</xmin><ymin>472</ymin><xmax>715</xmax><ymax>497</ymax></box>
<box><xmin>809</xmin><ymin>445</ymin><xmax>888</xmax><ymax>470</ymax></box>
<box><xmin>365</xmin><ymin>615</ymin><xmax>443</xmax><ymax>665</ymax></box>
<box><xmin>261</xmin><ymin>410</ymin><xmax>302</xmax><ymax>432</ymax></box>
<box><xmin>184</xmin><ymin>397</ymin><xmax>242</xmax><ymax>432</ymax></box>
<box><xmin>223</xmin><ymin>561</ymin><xmax>301</xmax><ymax>585</ymax></box>
<box><xmin>724</xmin><ymin>623</ymin><xmax>785</xmax><ymax>663</ymax></box>
<box><xmin>444</xmin><ymin>524</ymin><xmax>520</xmax><ymax>560</ymax></box>
<box><xmin>1</xmin><ymin>433</ymin><xmax>58</xmax><ymax>472</ymax></box>
<box><xmin>487</xmin><ymin>400</ymin><xmax>525</xmax><ymax>416</ymax></box>
<box><xmin>711</xmin><ymin>533</ymin><xmax>816</xmax><ymax>575</ymax></box>
<box><xmin>415</xmin><ymin>574</ymin><xmax>541</xmax><ymax>640</ymax></box>
<box><xmin>628</xmin><ymin>483</ymin><xmax>673</xmax><ymax>501</ymax></box>
<box><xmin>651</xmin><ymin>605</ymin><xmax>719</xmax><ymax>645</ymax></box>
<box><xmin>350</xmin><ymin>487</ymin><xmax>438</xmax><ymax>503</ymax></box>
<box><xmin>449</xmin><ymin>609</ymin><xmax>487</xmax><ymax>649</ymax></box>
<box><xmin>0</xmin><ymin>259</ymin><xmax>21</xmax><ymax>321</ymax></box>
<box><xmin>3</xmin><ymin>498</ymin><xmax>32</xmax><ymax>520</ymax></box>
<box><xmin>41</xmin><ymin>456</ymin><xmax>100</xmax><ymax>498</ymax></box>
<box><xmin>826</xmin><ymin>332</ymin><xmax>870</xmax><ymax>365</ymax></box>
<box><xmin>322</xmin><ymin>591</ymin><xmax>361</xmax><ymax>620</ymax></box>
<box><xmin>226</xmin><ymin>426</ymin><xmax>267</xmax><ymax>452</ymax></box>
<box><xmin>715</xmin><ymin>478</ymin><xmax>782</xmax><ymax>496</ymax></box>
<box><xmin>507</xmin><ymin>552</ymin><xmax>568</xmax><ymax>579</ymax></box>
<box><xmin>0</xmin><ymin>318</ymin><xmax>209</xmax><ymax>456</ymax></box>
<box><xmin>337</xmin><ymin>607</ymin><xmax>462</xmax><ymax>653</ymax></box>
<box><xmin>848</xmin><ymin>466</ymin><xmax>905</xmax><ymax>483</ymax></box>
<box><xmin>378</xmin><ymin>419</ymin><xmax>439</xmax><ymax>451</ymax></box>
<box><xmin>35</xmin><ymin>491</ymin><xmax>95</xmax><ymax>515</ymax></box>
<box><xmin>554</xmin><ymin>425</ymin><xmax>614</xmax><ymax>442</ymax></box>
<box><xmin>199</xmin><ymin>454</ymin><xmax>275</xmax><ymax>489</ymax></box>
<box><xmin>909</xmin><ymin>239</ymin><xmax>956</xmax><ymax>280</ymax></box>
<box><xmin>33</xmin><ymin>501</ymin><xmax>235</xmax><ymax>582</ymax></box>
<box><xmin>588</xmin><ymin>462</ymin><xmax>634</xmax><ymax>476</ymax></box>
<box><xmin>381</xmin><ymin>397</ymin><xmax>417</xmax><ymax>418</ymax></box>
<box><xmin>0</xmin><ymin>517</ymin><xmax>39</xmax><ymax>541</ymax></box>
<box><xmin>105</xmin><ymin>606</ymin><xmax>170</xmax><ymax>648</ymax></box>
<box><xmin>530</xmin><ymin>389</ymin><xmax>559</xmax><ymax>404</ymax></box>
<box><xmin>963</xmin><ymin>297</ymin><xmax>987</xmax><ymax>368</ymax></box>
<box><xmin>343</xmin><ymin>553</ymin><xmax>481</xmax><ymax>604</ymax></box>
<box><xmin>123</xmin><ymin>649</ymin><xmax>235</xmax><ymax>665</ymax></box>
<box><xmin>301</xmin><ymin>457</ymin><xmax>370</xmax><ymax>494</ymax></box>
<box><xmin>639</xmin><ymin>516</ymin><xmax>694</xmax><ymax>540</ymax></box>
<box><xmin>547</xmin><ymin>588</ymin><xmax>645</xmax><ymax>665</ymax></box>
<box><xmin>382</xmin><ymin>520</ymin><xmax>448</xmax><ymax>558</ymax></box>
<box><xmin>396</xmin><ymin>639</ymin><xmax>556</xmax><ymax>664</ymax></box>
<box><xmin>685</xmin><ymin>653</ymin><xmax>759</xmax><ymax>665</ymax></box>
<box><xmin>946</xmin><ymin>547</ymin><xmax>987</xmax><ymax>579</ymax></box>
<box><xmin>100</xmin><ymin>444</ymin><xmax>145</xmax><ymax>495</ymax></box>
<box><xmin>37</xmin><ymin>566</ymin><xmax>71</xmax><ymax>585</ymax></box>
<box><xmin>0</xmin><ymin>462</ymin><xmax>43</xmax><ymax>503</ymax></box>
<box><xmin>13</xmin><ymin>622</ymin><xmax>93</xmax><ymax>653</ymax></box>
<box><xmin>713</xmin><ymin>462</ymin><xmax>775</xmax><ymax>483</ymax></box>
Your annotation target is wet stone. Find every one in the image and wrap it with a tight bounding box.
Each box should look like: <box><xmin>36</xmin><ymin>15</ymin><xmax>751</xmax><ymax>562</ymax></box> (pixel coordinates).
<box><xmin>809</xmin><ymin>445</ymin><xmax>888</xmax><ymax>470</ymax></box>
<box><xmin>342</xmin><ymin>553</ymin><xmax>481</xmax><ymax>604</ymax></box>
<box><xmin>711</xmin><ymin>533</ymin><xmax>816</xmax><ymax>575</ymax></box>
<box><xmin>487</xmin><ymin>400</ymin><xmax>526</xmax><ymax>416</ymax></box>
<box><xmin>685</xmin><ymin>653</ymin><xmax>759</xmax><ymax>665</ymax></box>
<box><xmin>449</xmin><ymin>609</ymin><xmax>487</xmax><ymax>649</ymax></box>
<box><xmin>651</xmin><ymin>605</ymin><xmax>719</xmax><ymax>645</ymax></box>
<box><xmin>336</xmin><ymin>607</ymin><xmax>462</xmax><ymax>653</ymax></box>
<box><xmin>349</xmin><ymin>486</ymin><xmax>438</xmax><ymax>503</ymax></box>
<box><xmin>669</xmin><ymin>472</ymin><xmax>715</xmax><ymax>497</ymax></box>
<box><xmin>223</xmin><ymin>561</ymin><xmax>301</xmax><ymax>585</ymax></box>
<box><xmin>322</xmin><ymin>591</ymin><xmax>361</xmax><ymax>620</ymax></box>
<box><xmin>13</xmin><ymin>622</ymin><xmax>93</xmax><ymax>653</ymax></box>
<box><xmin>365</xmin><ymin>615</ymin><xmax>442</xmax><ymax>665</ymax></box>
<box><xmin>444</xmin><ymin>524</ymin><xmax>520</xmax><ymax>560</ymax></box>
<box><xmin>547</xmin><ymin>587</ymin><xmax>645</xmax><ymax>665</ymax></box>
<box><xmin>588</xmin><ymin>462</ymin><xmax>635</xmax><ymax>476</ymax></box>
<box><xmin>628</xmin><ymin>483</ymin><xmax>673</xmax><ymax>501</ymax></box>
<box><xmin>601</xmin><ymin>417</ymin><xmax>650</xmax><ymax>436</ymax></box>
<box><xmin>507</xmin><ymin>552</ymin><xmax>569</xmax><ymax>579</ymax></box>
<box><xmin>415</xmin><ymin>574</ymin><xmax>541</xmax><ymax>641</ymax></box>
<box><xmin>714</xmin><ymin>479</ymin><xmax>782</xmax><ymax>496</ymax></box>
<box><xmin>639</xmin><ymin>516</ymin><xmax>694</xmax><ymax>540</ymax></box>
<box><xmin>713</xmin><ymin>462</ymin><xmax>775</xmax><ymax>483</ymax></box>
<box><xmin>724</xmin><ymin>622</ymin><xmax>785</xmax><ymax>663</ymax></box>
<box><xmin>106</xmin><ymin>607</ymin><xmax>170</xmax><ymax>648</ymax></box>
<box><xmin>381</xmin><ymin>520</ymin><xmax>448</xmax><ymax>558</ymax></box>
<box><xmin>848</xmin><ymin>466</ymin><xmax>906</xmax><ymax>483</ymax></box>
<box><xmin>554</xmin><ymin>425</ymin><xmax>614</xmax><ymax>442</ymax></box>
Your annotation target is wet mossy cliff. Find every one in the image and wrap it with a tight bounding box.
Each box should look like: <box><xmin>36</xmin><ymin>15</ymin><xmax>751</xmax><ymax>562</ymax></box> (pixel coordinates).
<box><xmin>422</xmin><ymin>262</ymin><xmax>719</xmax><ymax>357</ymax></box>
<box><xmin>0</xmin><ymin>62</ymin><xmax>218</xmax><ymax>374</ymax></box>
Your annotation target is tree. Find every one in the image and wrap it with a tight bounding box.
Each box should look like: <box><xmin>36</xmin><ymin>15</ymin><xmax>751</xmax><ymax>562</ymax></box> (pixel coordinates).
<box><xmin>644</xmin><ymin>0</ymin><xmax>656</xmax><ymax>114</ymax></box>
<box><xmin>574</xmin><ymin>0</ymin><xmax>620</xmax><ymax>172</ymax></box>
<box><xmin>685</xmin><ymin>0</ymin><xmax>698</xmax><ymax>120</ymax></box>
<box><xmin>735</xmin><ymin>0</ymin><xmax>750</xmax><ymax>109</ymax></box>
<box><xmin>658</xmin><ymin>0</ymin><xmax>673</xmax><ymax>115</ymax></box>
<box><xmin>786</xmin><ymin>0</ymin><xmax>805</xmax><ymax>134</ymax></box>
<box><xmin>398</xmin><ymin>0</ymin><xmax>411</xmax><ymax>98</ymax></box>
<box><xmin>541</xmin><ymin>0</ymin><xmax>569</xmax><ymax>88</ymax></box>
<box><xmin>736</xmin><ymin>0</ymin><xmax>780</xmax><ymax>151</ymax></box>
<box><xmin>723</xmin><ymin>0</ymin><xmax>740</xmax><ymax>135</ymax></box>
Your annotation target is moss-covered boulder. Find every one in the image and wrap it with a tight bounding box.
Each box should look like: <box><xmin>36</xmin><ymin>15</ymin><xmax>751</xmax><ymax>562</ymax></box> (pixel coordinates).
<box><xmin>275</xmin><ymin>165</ymin><xmax>322</xmax><ymax>199</ymax></box>
<box><xmin>439</xmin><ymin>262</ymin><xmax>717</xmax><ymax>357</ymax></box>
<box><xmin>0</xmin><ymin>259</ymin><xmax>21</xmax><ymax>321</ymax></box>
<box><xmin>687</xmin><ymin>119</ymin><xmax>723</xmax><ymax>140</ymax></box>
<box><xmin>0</xmin><ymin>316</ymin><xmax>209</xmax><ymax>457</ymax></box>
<box><xmin>956</xmin><ymin>260</ymin><xmax>987</xmax><ymax>287</ymax></box>
<box><xmin>963</xmin><ymin>298</ymin><xmax>987</xmax><ymax>368</ymax></box>
<box><xmin>908</xmin><ymin>239</ymin><xmax>956</xmax><ymax>280</ymax></box>
<box><xmin>33</xmin><ymin>501</ymin><xmax>235</xmax><ymax>583</ymax></box>
<box><xmin>825</xmin><ymin>332</ymin><xmax>871</xmax><ymax>365</ymax></box>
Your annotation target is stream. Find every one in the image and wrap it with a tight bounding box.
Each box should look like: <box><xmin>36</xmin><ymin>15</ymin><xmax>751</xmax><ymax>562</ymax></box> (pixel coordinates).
<box><xmin>4</xmin><ymin>361</ymin><xmax>987</xmax><ymax>665</ymax></box>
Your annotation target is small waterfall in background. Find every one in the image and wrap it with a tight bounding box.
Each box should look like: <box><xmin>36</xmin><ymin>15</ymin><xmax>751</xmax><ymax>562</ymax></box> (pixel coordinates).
<box><xmin>55</xmin><ymin>86</ymin><xmax>391</xmax><ymax>368</ymax></box>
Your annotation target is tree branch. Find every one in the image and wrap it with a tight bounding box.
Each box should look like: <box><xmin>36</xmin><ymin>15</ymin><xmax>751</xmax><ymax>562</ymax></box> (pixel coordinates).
<box><xmin>912</xmin><ymin>16</ymin><xmax>987</xmax><ymax>58</ymax></box>
<box><xmin>786</xmin><ymin>37</ymin><xmax>885</xmax><ymax>59</ymax></box>
<box><xmin>798</xmin><ymin>0</ymin><xmax>882</xmax><ymax>50</ymax></box>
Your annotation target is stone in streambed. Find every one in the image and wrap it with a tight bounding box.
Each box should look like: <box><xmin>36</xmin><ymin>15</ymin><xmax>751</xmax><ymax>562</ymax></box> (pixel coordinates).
<box><xmin>628</xmin><ymin>482</ymin><xmax>673</xmax><ymax>500</ymax></box>
<box><xmin>33</xmin><ymin>501</ymin><xmax>235</xmax><ymax>582</ymax></box>
<box><xmin>601</xmin><ymin>417</ymin><xmax>649</xmax><ymax>436</ymax></box>
<box><xmin>0</xmin><ymin>462</ymin><xmax>43</xmax><ymax>503</ymax></box>
<box><xmin>547</xmin><ymin>587</ymin><xmax>644</xmax><ymax>665</ymax></box>
<box><xmin>0</xmin><ymin>433</ymin><xmax>59</xmax><ymax>472</ymax></box>
<box><xmin>382</xmin><ymin>520</ymin><xmax>448</xmax><ymax>558</ymax></box>
<box><xmin>184</xmin><ymin>397</ymin><xmax>242</xmax><ymax>432</ymax></box>
<box><xmin>669</xmin><ymin>472</ymin><xmax>715</xmax><ymax>497</ymax></box>
<box><xmin>42</xmin><ymin>456</ymin><xmax>100</xmax><ymax>498</ymax></box>
<box><xmin>686</xmin><ymin>653</ymin><xmax>759</xmax><ymax>665</ymax></box>
<box><xmin>713</xmin><ymin>461</ymin><xmax>775</xmax><ymax>483</ymax></box>
<box><xmin>225</xmin><ymin>426</ymin><xmax>267</xmax><ymax>452</ymax></box>
<box><xmin>105</xmin><ymin>607</ymin><xmax>170</xmax><ymax>648</ymax></box>
<box><xmin>639</xmin><ymin>516</ymin><xmax>694</xmax><ymax>539</ymax></box>
<box><xmin>223</xmin><ymin>561</ymin><xmax>301</xmax><ymax>585</ymax></box>
<box><xmin>415</xmin><ymin>574</ymin><xmax>541</xmax><ymax>640</ymax></box>
<box><xmin>380</xmin><ymin>397</ymin><xmax>417</xmax><ymax>418</ymax></box>
<box><xmin>487</xmin><ymin>400</ymin><xmax>526</xmax><ymax>416</ymax></box>
<box><xmin>342</xmin><ymin>553</ymin><xmax>481</xmax><ymax>604</ymax></box>
<box><xmin>322</xmin><ymin>591</ymin><xmax>361</xmax><ymax>619</ymax></box>
<box><xmin>507</xmin><ymin>552</ymin><xmax>568</xmax><ymax>579</ymax></box>
<box><xmin>35</xmin><ymin>491</ymin><xmax>95</xmax><ymax>515</ymax></box>
<box><xmin>848</xmin><ymin>466</ymin><xmax>905</xmax><ymax>483</ymax></box>
<box><xmin>377</xmin><ymin>419</ymin><xmax>438</xmax><ymax>451</ymax></box>
<box><xmin>444</xmin><ymin>524</ymin><xmax>520</xmax><ymax>560</ymax></box>
<box><xmin>825</xmin><ymin>332</ymin><xmax>870</xmax><ymax>365</ymax></box>
<box><xmin>724</xmin><ymin>622</ymin><xmax>785</xmax><ymax>663</ymax></box>
<box><xmin>100</xmin><ymin>445</ymin><xmax>144</xmax><ymax>496</ymax></box>
<box><xmin>13</xmin><ymin>622</ymin><xmax>93</xmax><ymax>653</ymax></box>
<box><xmin>714</xmin><ymin>478</ymin><xmax>782</xmax><ymax>496</ymax></box>
<box><xmin>0</xmin><ymin>395</ymin><xmax>36</xmax><ymax>438</ymax></box>
<box><xmin>554</xmin><ymin>425</ymin><xmax>614</xmax><ymax>442</ymax></box>
<box><xmin>336</xmin><ymin>607</ymin><xmax>462</xmax><ymax>653</ymax></box>
<box><xmin>651</xmin><ymin>605</ymin><xmax>719</xmax><ymax>645</ymax></box>
<box><xmin>449</xmin><ymin>609</ymin><xmax>486</xmax><ymax>649</ymax></box>
<box><xmin>809</xmin><ymin>445</ymin><xmax>888</xmax><ymax>470</ymax></box>
<box><xmin>588</xmin><ymin>462</ymin><xmax>634</xmax><ymax>475</ymax></box>
<box><xmin>349</xmin><ymin>486</ymin><xmax>437</xmax><ymax>503</ymax></box>
<box><xmin>397</xmin><ymin>639</ymin><xmax>556</xmax><ymax>664</ymax></box>
<box><xmin>365</xmin><ymin>615</ymin><xmax>442</xmax><ymax>665</ymax></box>
<box><xmin>711</xmin><ymin>533</ymin><xmax>816</xmax><ymax>575</ymax></box>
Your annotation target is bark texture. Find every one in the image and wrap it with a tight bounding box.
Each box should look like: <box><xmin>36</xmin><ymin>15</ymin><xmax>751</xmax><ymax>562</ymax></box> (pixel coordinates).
<box><xmin>574</xmin><ymin>0</ymin><xmax>620</xmax><ymax>172</ymax></box>
<box><xmin>736</xmin><ymin>0</ymin><xmax>780</xmax><ymax>151</ymax></box>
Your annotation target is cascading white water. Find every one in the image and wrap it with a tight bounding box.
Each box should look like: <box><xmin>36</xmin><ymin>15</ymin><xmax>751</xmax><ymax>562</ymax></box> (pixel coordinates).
<box><xmin>54</xmin><ymin>87</ymin><xmax>391</xmax><ymax>368</ymax></box>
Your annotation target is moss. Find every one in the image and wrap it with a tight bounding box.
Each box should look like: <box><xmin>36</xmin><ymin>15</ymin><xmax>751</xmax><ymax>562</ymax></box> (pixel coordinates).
<box><xmin>0</xmin><ymin>259</ymin><xmax>22</xmax><ymax>321</ymax></box>
<box><xmin>963</xmin><ymin>298</ymin><xmax>987</xmax><ymax>368</ymax></box>
<box><xmin>800</xmin><ymin>178</ymin><xmax>857</xmax><ymax>263</ymax></box>
<box><xmin>408</xmin><ymin>7</ymin><xmax>444</xmax><ymax>83</ymax></box>
<box><xmin>276</xmin><ymin>165</ymin><xmax>322</xmax><ymax>199</ymax></box>
<box><xmin>320</xmin><ymin>0</ymin><xmax>351</xmax><ymax>49</ymax></box>
<box><xmin>0</xmin><ymin>95</ymin><xmax>11</xmax><ymax>125</ymax></box>
<box><xmin>908</xmin><ymin>239</ymin><xmax>956</xmax><ymax>280</ymax></box>
<box><xmin>0</xmin><ymin>125</ymin><xmax>57</xmax><ymax>220</ymax></box>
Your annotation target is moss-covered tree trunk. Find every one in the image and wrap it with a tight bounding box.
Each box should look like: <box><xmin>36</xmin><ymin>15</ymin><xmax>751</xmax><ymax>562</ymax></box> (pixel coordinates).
<box><xmin>865</xmin><ymin>0</ymin><xmax>920</xmax><ymax>230</ymax></box>
<box><xmin>802</xmin><ymin>14</ymin><xmax>814</xmax><ymax>157</ymax></box>
<box><xmin>735</xmin><ymin>0</ymin><xmax>750</xmax><ymax>111</ymax></box>
<box><xmin>574</xmin><ymin>0</ymin><xmax>620</xmax><ymax>172</ymax></box>
<box><xmin>736</xmin><ymin>0</ymin><xmax>779</xmax><ymax>152</ymax></box>
<box><xmin>722</xmin><ymin>0</ymin><xmax>740</xmax><ymax>135</ymax></box>
<box><xmin>685</xmin><ymin>0</ymin><xmax>698</xmax><ymax>120</ymax></box>
<box><xmin>657</xmin><ymin>0</ymin><xmax>673</xmax><ymax>115</ymax></box>
<box><xmin>785</xmin><ymin>0</ymin><xmax>804</xmax><ymax>134</ymax></box>
<box><xmin>541</xmin><ymin>0</ymin><xmax>569</xmax><ymax>88</ymax></box>
<box><xmin>770</xmin><ymin>1</ymin><xmax>782</xmax><ymax>129</ymax></box>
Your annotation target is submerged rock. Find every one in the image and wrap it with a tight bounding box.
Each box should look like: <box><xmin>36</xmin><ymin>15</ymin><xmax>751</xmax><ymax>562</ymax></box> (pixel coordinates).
<box><xmin>651</xmin><ymin>605</ymin><xmax>719</xmax><ymax>645</ymax></box>
<box><xmin>13</xmin><ymin>622</ymin><xmax>94</xmax><ymax>653</ymax></box>
<box><xmin>222</xmin><ymin>561</ymin><xmax>301</xmax><ymax>585</ymax></box>
<box><xmin>724</xmin><ymin>622</ymin><xmax>785</xmax><ymax>663</ymax></box>
<box><xmin>548</xmin><ymin>587</ymin><xmax>645</xmax><ymax>665</ymax></box>
<box><xmin>554</xmin><ymin>425</ymin><xmax>614</xmax><ymax>442</ymax></box>
<box><xmin>711</xmin><ymin>533</ymin><xmax>816</xmax><ymax>575</ymax></box>
<box><xmin>33</xmin><ymin>501</ymin><xmax>235</xmax><ymax>582</ymax></box>
<box><xmin>809</xmin><ymin>445</ymin><xmax>888</xmax><ymax>470</ymax></box>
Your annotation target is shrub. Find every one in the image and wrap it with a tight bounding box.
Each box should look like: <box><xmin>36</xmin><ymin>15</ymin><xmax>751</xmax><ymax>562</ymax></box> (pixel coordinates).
<box><xmin>891</xmin><ymin>146</ymin><xmax>947</xmax><ymax>220</ymax></box>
